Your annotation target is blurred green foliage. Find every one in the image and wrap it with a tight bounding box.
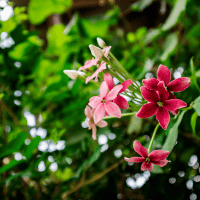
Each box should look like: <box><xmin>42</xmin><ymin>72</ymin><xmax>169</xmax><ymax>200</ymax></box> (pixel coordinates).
<box><xmin>0</xmin><ymin>0</ymin><xmax>200</xmax><ymax>199</ymax></box>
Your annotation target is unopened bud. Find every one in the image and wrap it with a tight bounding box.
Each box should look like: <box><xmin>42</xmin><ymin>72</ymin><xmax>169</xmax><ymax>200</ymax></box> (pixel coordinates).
<box><xmin>63</xmin><ymin>70</ymin><xmax>86</xmax><ymax>80</ymax></box>
<box><xmin>89</xmin><ymin>45</ymin><xmax>103</xmax><ymax>59</ymax></box>
<box><xmin>97</xmin><ymin>37</ymin><xmax>106</xmax><ymax>48</ymax></box>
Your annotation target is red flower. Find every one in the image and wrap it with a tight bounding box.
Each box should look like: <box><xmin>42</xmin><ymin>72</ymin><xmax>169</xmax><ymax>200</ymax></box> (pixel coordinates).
<box><xmin>142</xmin><ymin>65</ymin><xmax>190</xmax><ymax>93</ymax></box>
<box><xmin>136</xmin><ymin>81</ymin><xmax>187</xmax><ymax>129</ymax></box>
<box><xmin>104</xmin><ymin>73</ymin><xmax>133</xmax><ymax>110</ymax></box>
<box><xmin>125</xmin><ymin>140</ymin><xmax>170</xmax><ymax>171</ymax></box>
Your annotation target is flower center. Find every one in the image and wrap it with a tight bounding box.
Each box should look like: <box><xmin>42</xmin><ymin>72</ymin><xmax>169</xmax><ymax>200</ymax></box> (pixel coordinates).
<box><xmin>102</xmin><ymin>99</ymin><xmax>106</xmax><ymax>103</ymax></box>
<box><xmin>146</xmin><ymin>157</ymin><xmax>150</xmax><ymax>164</ymax></box>
<box><xmin>157</xmin><ymin>101</ymin><xmax>163</xmax><ymax>107</ymax></box>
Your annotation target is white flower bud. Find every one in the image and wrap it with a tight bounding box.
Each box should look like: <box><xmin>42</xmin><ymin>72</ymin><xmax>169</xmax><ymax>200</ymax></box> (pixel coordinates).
<box><xmin>63</xmin><ymin>70</ymin><xmax>85</xmax><ymax>80</ymax></box>
<box><xmin>89</xmin><ymin>45</ymin><xmax>103</xmax><ymax>59</ymax></box>
<box><xmin>97</xmin><ymin>37</ymin><xmax>106</xmax><ymax>48</ymax></box>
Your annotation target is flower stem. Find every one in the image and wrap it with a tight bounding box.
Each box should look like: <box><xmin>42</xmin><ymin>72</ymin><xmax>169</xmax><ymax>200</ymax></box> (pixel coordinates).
<box><xmin>103</xmin><ymin>112</ymin><xmax>137</xmax><ymax>120</ymax></box>
<box><xmin>147</xmin><ymin>123</ymin><xmax>160</xmax><ymax>153</ymax></box>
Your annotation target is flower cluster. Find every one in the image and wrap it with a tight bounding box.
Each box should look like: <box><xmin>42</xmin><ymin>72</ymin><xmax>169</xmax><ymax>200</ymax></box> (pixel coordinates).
<box><xmin>64</xmin><ymin>38</ymin><xmax>191</xmax><ymax>172</ymax></box>
<box><xmin>136</xmin><ymin>65</ymin><xmax>190</xmax><ymax>130</ymax></box>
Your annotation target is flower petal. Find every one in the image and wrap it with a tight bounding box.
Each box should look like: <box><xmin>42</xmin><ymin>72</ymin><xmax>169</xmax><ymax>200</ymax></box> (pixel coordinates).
<box><xmin>136</xmin><ymin>103</ymin><xmax>158</xmax><ymax>118</ymax></box>
<box><xmin>97</xmin><ymin>120</ymin><xmax>108</xmax><ymax>128</ymax></box>
<box><xmin>104</xmin><ymin>101</ymin><xmax>121</xmax><ymax>118</ymax></box>
<box><xmin>106</xmin><ymin>85</ymin><xmax>123</xmax><ymax>101</ymax></box>
<box><xmin>124</xmin><ymin>157</ymin><xmax>145</xmax><ymax>163</ymax></box>
<box><xmin>163</xmin><ymin>99</ymin><xmax>187</xmax><ymax>111</ymax></box>
<box><xmin>141</xmin><ymin>86</ymin><xmax>159</xmax><ymax>103</ymax></box>
<box><xmin>119</xmin><ymin>79</ymin><xmax>133</xmax><ymax>93</ymax></box>
<box><xmin>99</xmin><ymin>81</ymin><xmax>108</xmax><ymax>99</ymax></box>
<box><xmin>104</xmin><ymin>73</ymin><xmax>115</xmax><ymax>90</ymax></box>
<box><xmin>78</xmin><ymin>59</ymin><xmax>98</xmax><ymax>71</ymax></box>
<box><xmin>102</xmin><ymin>46</ymin><xmax>111</xmax><ymax>58</ymax></box>
<box><xmin>93</xmin><ymin>103</ymin><xmax>105</xmax><ymax>124</ymax></box>
<box><xmin>157</xmin><ymin>65</ymin><xmax>171</xmax><ymax>85</ymax></box>
<box><xmin>156</xmin><ymin>107</ymin><xmax>170</xmax><ymax>130</ymax></box>
<box><xmin>149</xmin><ymin>150</ymin><xmax>169</xmax><ymax>161</ymax></box>
<box><xmin>85</xmin><ymin>62</ymin><xmax>107</xmax><ymax>83</ymax></box>
<box><xmin>85</xmin><ymin>106</ymin><xmax>92</xmax><ymax>119</ymax></box>
<box><xmin>133</xmin><ymin>140</ymin><xmax>148</xmax><ymax>158</ymax></box>
<box><xmin>142</xmin><ymin>78</ymin><xmax>159</xmax><ymax>90</ymax></box>
<box><xmin>152</xmin><ymin>159</ymin><xmax>169</xmax><ymax>167</ymax></box>
<box><xmin>91</xmin><ymin>124</ymin><xmax>97</xmax><ymax>140</ymax></box>
<box><xmin>157</xmin><ymin>81</ymin><xmax>169</xmax><ymax>102</ymax></box>
<box><xmin>141</xmin><ymin>161</ymin><xmax>153</xmax><ymax>171</ymax></box>
<box><xmin>113</xmin><ymin>95</ymin><xmax>129</xmax><ymax>110</ymax></box>
<box><xmin>167</xmin><ymin>77</ymin><xmax>191</xmax><ymax>92</ymax></box>
<box><xmin>167</xmin><ymin>92</ymin><xmax>179</xmax><ymax>115</ymax></box>
<box><xmin>88</xmin><ymin>96</ymin><xmax>102</xmax><ymax>108</ymax></box>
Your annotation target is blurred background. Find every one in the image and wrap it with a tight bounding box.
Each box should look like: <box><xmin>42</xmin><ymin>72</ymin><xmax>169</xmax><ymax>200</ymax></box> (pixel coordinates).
<box><xmin>0</xmin><ymin>0</ymin><xmax>200</xmax><ymax>199</ymax></box>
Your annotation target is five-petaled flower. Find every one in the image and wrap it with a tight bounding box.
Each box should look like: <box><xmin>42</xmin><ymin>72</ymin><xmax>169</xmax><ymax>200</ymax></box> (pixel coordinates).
<box><xmin>88</xmin><ymin>81</ymin><xmax>122</xmax><ymax>124</ymax></box>
<box><xmin>104</xmin><ymin>73</ymin><xmax>133</xmax><ymax>110</ymax></box>
<box><xmin>142</xmin><ymin>65</ymin><xmax>190</xmax><ymax>93</ymax></box>
<box><xmin>85</xmin><ymin>106</ymin><xmax>107</xmax><ymax>140</ymax></box>
<box><xmin>124</xmin><ymin>140</ymin><xmax>170</xmax><ymax>171</ymax></box>
<box><xmin>136</xmin><ymin>81</ymin><xmax>187</xmax><ymax>129</ymax></box>
<box><xmin>78</xmin><ymin>46</ymin><xmax>111</xmax><ymax>84</ymax></box>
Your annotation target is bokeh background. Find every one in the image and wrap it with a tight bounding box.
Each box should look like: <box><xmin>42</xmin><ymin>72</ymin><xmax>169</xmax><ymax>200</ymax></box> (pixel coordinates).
<box><xmin>1</xmin><ymin>0</ymin><xmax>200</xmax><ymax>199</ymax></box>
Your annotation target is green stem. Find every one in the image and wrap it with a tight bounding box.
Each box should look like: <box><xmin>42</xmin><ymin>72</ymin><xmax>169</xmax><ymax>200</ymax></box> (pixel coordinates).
<box><xmin>147</xmin><ymin>123</ymin><xmax>160</xmax><ymax>153</ymax></box>
<box><xmin>103</xmin><ymin>112</ymin><xmax>137</xmax><ymax>120</ymax></box>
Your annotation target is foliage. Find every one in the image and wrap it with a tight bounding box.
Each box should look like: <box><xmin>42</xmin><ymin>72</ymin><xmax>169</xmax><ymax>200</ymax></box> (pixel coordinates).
<box><xmin>0</xmin><ymin>0</ymin><xmax>200</xmax><ymax>199</ymax></box>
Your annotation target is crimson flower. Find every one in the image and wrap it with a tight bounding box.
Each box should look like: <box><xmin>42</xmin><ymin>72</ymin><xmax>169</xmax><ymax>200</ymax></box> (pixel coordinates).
<box><xmin>136</xmin><ymin>81</ymin><xmax>187</xmax><ymax>129</ymax></box>
<box><xmin>142</xmin><ymin>65</ymin><xmax>190</xmax><ymax>93</ymax></box>
<box><xmin>125</xmin><ymin>140</ymin><xmax>170</xmax><ymax>171</ymax></box>
<box><xmin>104</xmin><ymin>73</ymin><xmax>133</xmax><ymax>109</ymax></box>
<box><xmin>78</xmin><ymin>46</ymin><xmax>111</xmax><ymax>83</ymax></box>
<box><xmin>85</xmin><ymin>106</ymin><xmax>107</xmax><ymax>140</ymax></box>
<box><xmin>88</xmin><ymin>81</ymin><xmax>122</xmax><ymax>124</ymax></box>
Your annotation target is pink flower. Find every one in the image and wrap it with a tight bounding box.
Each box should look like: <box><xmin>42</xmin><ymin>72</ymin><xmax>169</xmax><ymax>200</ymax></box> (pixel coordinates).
<box><xmin>143</xmin><ymin>65</ymin><xmax>190</xmax><ymax>93</ymax></box>
<box><xmin>79</xmin><ymin>46</ymin><xmax>111</xmax><ymax>83</ymax></box>
<box><xmin>136</xmin><ymin>81</ymin><xmax>187</xmax><ymax>129</ymax></box>
<box><xmin>88</xmin><ymin>81</ymin><xmax>123</xmax><ymax>124</ymax></box>
<box><xmin>124</xmin><ymin>140</ymin><xmax>170</xmax><ymax>171</ymax></box>
<box><xmin>85</xmin><ymin>106</ymin><xmax>107</xmax><ymax>140</ymax></box>
<box><xmin>104</xmin><ymin>73</ymin><xmax>133</xmax><ymax>109</ymax></box>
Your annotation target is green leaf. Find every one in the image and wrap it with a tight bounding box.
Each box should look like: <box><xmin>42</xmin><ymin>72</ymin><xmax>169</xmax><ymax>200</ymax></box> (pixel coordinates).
<box><xmin>28</xmin><ymin>0</ymin><xmax>72</xmax><ymax>24</ymax></box>
<box><xmin>0</xmin><ymin>93</ymin><xmax>4</xmax><ymax>99</ymax></box>
<box><xmin>0</xmin><ymin>160</ymin><xmax>23</xmax><ymax>174</ymax></box>
<box><xmin>162</xmin><ymin>0</ymin><xmax>187</xmax><ymax>31</ymax></box>
<box><xmin>162</xmin><ymin>110</ymin><xmax>187</xmax><ymax>153</ymax></box>
<box><xmin>151</xmin><ymin>165</ymin><xmax>164</xmax><ymax>174</ymax></box>
<box><xmin>0</xmin><ymin>132</ymin><xmax>27</xmax><ymax>159</ymax></box>
<box><xmin>24</xmin><ymin>136</ymin><xmax>41</xmax><ymax>159</ymax></box>
<box><xmin>131</xmin><ymin>0</ymin><xmax>153</xmax><ymax>11</ymax></box>
<box><xmin>160</xmin><ymin>33</ymin><xmax>178</xmax><ymax>61</ymax></box>
<box><xmin>73</xmin><ymin>146</ymin><xmax>101</xmax><ymax>178</ymax></box>
<box><xmin>190</xmin><ymin>57</ymin><xmax>200</xmax><ymax>92</ymax></box>
<box><xmin>193</xmin><ymin>96</ymin><xmax>200</xmax><ymax>116</ymax></box>
<box><xmin>190</xmin><ymin>111</ymin><xmax>200</xmax><ymax>139</ymax></box>
<box><xmin>65</xmin><ymin>132</ymin><xmax>89</xmax><ymax>145</ymax></box>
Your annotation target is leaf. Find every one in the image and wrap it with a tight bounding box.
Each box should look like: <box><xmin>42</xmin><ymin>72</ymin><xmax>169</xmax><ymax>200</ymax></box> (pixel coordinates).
<box><xmin>144</xmin><ymin>28</ymin><xmax>161</xmax><ymax>44</ymax></box>
<box><xmin>160</xmin><ymin>33</ymin><xmax>178</xmax><ymax>61</ymax></box>
<box><xmin>73</xmin><ymin>146</ymin><xmax>101</xmax><ymax>178</ymax></box>
<box><xmin>127</xmin><ymin>115</ymin><xmax>142</xmax><ymax>134</ymax></box>
<box><xmin>151</xmin><ymin>165</ymin><xmax>164</xmax><ymax>174</ymax></box>
<box><xmin>190</xmin><ymin>111</ymin><xmax>200</xmax><ymax>139</ymax></box>
<box><xmin>0</xmin><ymin>93</ymin><xmax>4</xmax><ymax>99</ymax></box>
<box><xmin>131</xmin><ymin>0</ymin><xmax>153</xmax><ymax>11</ymax></box>
<box><xmin>65</xmin><ymin>132</ymin><xmax>89</xmax><ymax>145</ymax></box>
<box><xmin>0</xmin><ymin>132</ymin><xmax>27</xmax><ymax>159</ymax></box>
<box><xmin>28</xmin><ymin>0</ymin><xmax>72</xmax><ymax>24</ymax></box>
<box><xmin>162</xmin><ymin>0</ymin><xmax>187</xmax><ymax>31</ymax></box>
<box><xmin>24</xmin><ymin>136</ymin><xmax>41</xmax><ymax>159</ymax></box>
<box><xmin>190</xmin><ymin>57</ymin><xmax>200</xmax><ymax>92</ymax></box>
<box><xmin>162</xmin><ymin>110</ymin><xmax>187</xmax><ymax>153</ymax></box>
<box><xmin>0</xmin><ymin>160</ymin><xmax>23</xmax><ymax>174</ymax></box>
<box><xmin>193</xmin><ymin>96</ymin><xmax>200</xmax><ymax>116</ymax></box>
